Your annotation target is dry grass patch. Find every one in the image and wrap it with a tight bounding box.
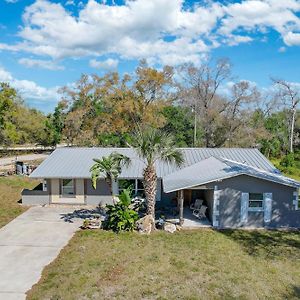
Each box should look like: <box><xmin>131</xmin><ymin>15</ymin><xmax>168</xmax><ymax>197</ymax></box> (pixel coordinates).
<box><xmin>0</xmin><ymin>176</ymin><xmax>39</xmax><ymax>228</ymax></box>
<box><xmin>27</xmin><ymin>229</ymin><xmax>300</xmax><ymax>300</ymax></box>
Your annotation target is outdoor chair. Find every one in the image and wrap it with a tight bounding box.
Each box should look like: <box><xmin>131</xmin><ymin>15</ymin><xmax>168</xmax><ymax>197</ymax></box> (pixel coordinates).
<box><xmin>192</xmin><ymin>205</ymin><xmax>207</xmax><ymax>219</ymax></box>
<box><xmin>190</xmin><ymin>199</ymin><xmax>203</xmax><ymax>210</ymax></box>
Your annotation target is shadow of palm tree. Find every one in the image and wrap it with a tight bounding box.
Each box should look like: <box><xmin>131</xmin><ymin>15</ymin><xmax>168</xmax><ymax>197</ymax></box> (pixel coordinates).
<box><xmin>60</xmin><ymin>207</ymin><xmax>106</xmax><ymax>223</ymax></box>
<box><xmin>220</xmin><ymin>229</ymin><xmax>300</xmax><ymax>259</ymax></box>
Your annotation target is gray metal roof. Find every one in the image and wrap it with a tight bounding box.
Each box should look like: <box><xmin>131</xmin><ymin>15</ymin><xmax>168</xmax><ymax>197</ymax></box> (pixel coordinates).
<box><xmin>163</xmin><ymin>156</ymin><xmax>300</xmax><ymax>193</ymax></box>
<box><xmin>30</xmin><ymin>147</ymin><xmax>278</xmax><ymax>179</ymax></box>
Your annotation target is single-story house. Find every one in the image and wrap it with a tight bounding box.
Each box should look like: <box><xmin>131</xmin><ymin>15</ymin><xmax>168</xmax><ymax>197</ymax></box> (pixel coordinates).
<box><xmin>23</xmin><ymin>147</ymin><xmax>300</xmax><ymax>229</ymax></box>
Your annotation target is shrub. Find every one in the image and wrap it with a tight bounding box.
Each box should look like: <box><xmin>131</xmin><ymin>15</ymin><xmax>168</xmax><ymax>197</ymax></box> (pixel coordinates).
<box><xmin>103</xmin><ymin>188</ymin><xmax>139</xmax><ymax>233</ymax></box>
<box><xmin>280</xmin><ymin>153</ymin><xmax>295</xmax><ymax>168</ymax></box>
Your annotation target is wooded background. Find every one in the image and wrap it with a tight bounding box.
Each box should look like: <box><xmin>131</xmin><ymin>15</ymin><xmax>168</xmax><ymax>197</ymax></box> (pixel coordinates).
<box><xmin>0</xmin><ymin>58</ymin><xmax>299</xmax><ymax>165</ymax></box>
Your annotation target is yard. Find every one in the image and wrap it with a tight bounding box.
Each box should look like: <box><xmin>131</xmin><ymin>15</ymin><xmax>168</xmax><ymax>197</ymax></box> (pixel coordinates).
<box><xmin>0</xmin><ymin>176</ymin><xmax>38</xmax><ymax>228</ymax></box>
<box><xmin>27</xmin><ymin>229</ymin><xmax>300</xmax><ymax>300</ymax></box>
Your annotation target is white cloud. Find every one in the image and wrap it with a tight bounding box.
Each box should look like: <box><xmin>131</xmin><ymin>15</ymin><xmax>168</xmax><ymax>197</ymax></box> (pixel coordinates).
<box><xmin>0</xmin><ymin>0</ymin><xmax>300</xmax><ymax>66</ymax></box>
<box><xmin>226</xmin><ymin>35</ymin><xmax>253</xmax><ymax>46</ymax></box>
<box><xmin>65</xmin><ymin>0</ymin><xmax>75</xmax><ymax>6</ymax></box>
<box><xmin>89</xmin><ymin>58</ymin><xmax>119</xmax><ymax>69</ymax></box>
<box><xmin>0</xmin><ymin>67</ymin><xmax>59</xmax><ymax>103</ymax></box>
<box><xmin>18</xmin><ymin>58</ymin><xmax>64</xmax><ymax>70</ymax></box>
<box><xmin>220</xmin><ymin>0</ymin><xmax>300</xmax><ymax>46</ymax></box>
<box><xmin>0</xmin><ymin>0</ymin><xmax>222</xmax><ymax>65</ymax></box>
<box><xmin>283</xmin><ymin>31</ymin><xmax>300</xmax><ymax>46</ymax></box>
<box><xmin>278</xmin><ymin>46</ymin><xmax>287</xmax><ymax>53</ymax></box>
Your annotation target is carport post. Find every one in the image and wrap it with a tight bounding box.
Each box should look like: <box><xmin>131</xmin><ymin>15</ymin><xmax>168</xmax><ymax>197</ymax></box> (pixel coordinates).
<box><xmin>178</xmin><ymin>190</ymin><xmax>184</xmax><ymax>225</ymax></box>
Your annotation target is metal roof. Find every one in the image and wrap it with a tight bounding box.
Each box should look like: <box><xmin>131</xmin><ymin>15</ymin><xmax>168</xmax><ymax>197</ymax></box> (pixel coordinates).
<box><xmin>163</xmin><ymin>156</ymin><xmax>300</xmax><ymax>193</ymax></box>
<box><xmin>30</xmin><ymin>147</ymin><xmax>278</xmax><ymax>179</ymax></box>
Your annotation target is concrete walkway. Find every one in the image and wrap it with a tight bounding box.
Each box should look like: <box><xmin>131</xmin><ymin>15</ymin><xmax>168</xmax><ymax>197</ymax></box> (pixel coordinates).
<box><xmin>0</xmin><ymin>206</ymin><xmax>82</xmax><ymax>300</ymax></box>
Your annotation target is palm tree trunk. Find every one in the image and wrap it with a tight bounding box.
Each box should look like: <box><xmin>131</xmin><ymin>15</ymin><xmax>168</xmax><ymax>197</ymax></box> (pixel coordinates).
<box><xmin>143</xmin><ymin>164</ymin><xmax>157</xmax><ymax>218</ymax></box>
<box><xmin>106</xmin><ymin>178</ymin><xmax>114</xmax><ymax>201</ymax></box>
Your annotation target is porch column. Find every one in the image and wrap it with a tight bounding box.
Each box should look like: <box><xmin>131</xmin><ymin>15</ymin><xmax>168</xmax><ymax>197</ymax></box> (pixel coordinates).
<box><xmin>178</xmin><ymin>189</ymin><xmax>184</xmax><ymax>225</ymax></box>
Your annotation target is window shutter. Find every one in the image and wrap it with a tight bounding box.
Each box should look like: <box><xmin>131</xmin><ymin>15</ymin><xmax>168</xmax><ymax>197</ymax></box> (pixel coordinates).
<box><xmin>241</xmin><ymin>193</ymin><xmax>249</xmax><ymax>224</ymax></box>
<box><xmin>293</xmin><ymin>191</ymin><xmax>299</xmax><ymax>210</ymax></box>
<box><xmin>264</xmin><ymin>193</ymin><xmax>272</xmax><ymax>223</ymax></box>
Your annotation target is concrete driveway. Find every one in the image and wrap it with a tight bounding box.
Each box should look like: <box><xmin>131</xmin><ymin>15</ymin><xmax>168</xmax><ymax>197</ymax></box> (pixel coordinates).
<box><xmin>0</xmin><ymin>206</ymin><xmax>82</xmax><ymax>300</ymax></box>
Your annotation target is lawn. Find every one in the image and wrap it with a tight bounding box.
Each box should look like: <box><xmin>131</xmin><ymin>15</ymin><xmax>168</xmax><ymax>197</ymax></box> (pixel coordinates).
<box><xmin>0</xmin><ymin>176</ymin><xmax>38</xmax><ymax>228</ymax></box>
<box><xmin>27</xmin><ymin>229</ymin><xmax>300</xmax><ymax>300</ymax></box>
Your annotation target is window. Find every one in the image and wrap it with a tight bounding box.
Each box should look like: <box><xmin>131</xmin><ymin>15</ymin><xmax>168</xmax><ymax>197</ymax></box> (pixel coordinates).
<box><xmin>61</xmin><ymin>179</ymin><xmax>75</xmax><ymax>197</ymax></box>
<box><xmin>118</xmin><ymin>179</ymin><xmax>135</xmax><ymax>192</ymax></box>
<box><xmin>136</xmin><ymin>179</ymin><xmax>144</xmax><ymax>196</ymax></box>
<box><xmin>118</xmin><ymin>179</ymin><xmax>144</xmax><ymax>197</ymax></box>
<box><xmin>248</xmin><ymin>193</ymin><xmax>264</xmax><ymax>211</ymax></box>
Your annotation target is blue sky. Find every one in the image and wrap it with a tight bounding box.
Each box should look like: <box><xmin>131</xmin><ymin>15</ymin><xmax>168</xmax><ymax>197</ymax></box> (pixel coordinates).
<box><xmin>0</xmin><ymin>0</ymin><xmax>300</xmax><ymax>113</ymax></box>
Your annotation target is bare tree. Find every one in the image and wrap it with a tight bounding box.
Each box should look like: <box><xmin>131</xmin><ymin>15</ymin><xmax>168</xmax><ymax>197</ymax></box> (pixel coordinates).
<box><xmin>272</xmin><ymin>79</ymin><xmax>300</xmax><ymax>153</ymax></box>
<box><xmin>178</xmin><ymin>58</ymin><xmax>231</xmax><ymax>147</ymax></box>
<box><xmin>225</xmin><ymin>81</ymin><xmax>260</xmax><ymax>146</ymax></box>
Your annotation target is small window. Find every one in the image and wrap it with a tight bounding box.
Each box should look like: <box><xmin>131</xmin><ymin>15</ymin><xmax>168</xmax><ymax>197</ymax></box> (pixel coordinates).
<box><xmin>118</xmin><ymin>179</ymin><xmax>135</xmax><ymax>193</ymax></box>
<box><xmin>61</xmin><ymin>179</ymin><xmax>75</xmax><ymax>197</ymax></box>
<box><xmin>249</xmin><ymin>193</ymin><xmax>264</xmax><ymax>211</ymax></box>
<box><xmin>118</xmin><ymin>179</ymin><xmax>145</xmax><ymax>197</ymax></box>
<box><xmin>136</xmin><ymin>179</ymin><xmax>145</xmax><ymax>197</ymax></box>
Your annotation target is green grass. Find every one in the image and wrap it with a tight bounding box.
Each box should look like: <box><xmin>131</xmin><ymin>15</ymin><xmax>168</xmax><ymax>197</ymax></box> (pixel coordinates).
<box><xmin>0</xmin><ymin>176</ymin><xmax>39</xmax><ymax>228</ymax></box>
<box><xmin>27</xmin><ymin>229</ymin><xmax>300</xmax><ymax>300</ymax></box>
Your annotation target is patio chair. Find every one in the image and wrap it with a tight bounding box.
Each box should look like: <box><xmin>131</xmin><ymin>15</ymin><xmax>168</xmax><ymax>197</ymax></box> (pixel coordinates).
<box><xmin>190</xmin><ymin>199</ymin><xmax>203</xmax><ymax>210</ymax></box>
<box><xmin>192</xmin><ymin>205</ymin><xmax>207</xmax><ymax>219</ymax></box>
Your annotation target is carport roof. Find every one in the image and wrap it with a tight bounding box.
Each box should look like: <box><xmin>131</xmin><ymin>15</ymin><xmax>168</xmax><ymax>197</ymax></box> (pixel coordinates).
<box><xmin>163</xmin><ymin>156</ymin><xmax>300</xmax><ymax>193</ymax></box>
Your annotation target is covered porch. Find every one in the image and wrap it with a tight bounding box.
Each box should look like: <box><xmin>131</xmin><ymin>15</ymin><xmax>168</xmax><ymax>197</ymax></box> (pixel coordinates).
<box><xmin>165</xmin><ymin>207</ymin><xmax>212</xmax><ymax>228</ymax></box>
<box><xmin>156</xmin><ymin>187</ymin><xmax>217</xmax><ymax>228</ymax></box>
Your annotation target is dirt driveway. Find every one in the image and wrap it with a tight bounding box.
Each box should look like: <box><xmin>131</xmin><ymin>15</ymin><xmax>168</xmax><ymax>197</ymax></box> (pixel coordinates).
<box><xmin>0</xmin><ymin>206</ymin><xmax>82</xmax><ymax>300</ymax></box>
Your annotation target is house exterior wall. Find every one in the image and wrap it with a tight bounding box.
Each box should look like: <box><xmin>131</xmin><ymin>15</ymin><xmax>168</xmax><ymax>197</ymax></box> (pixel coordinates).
<box><xmin>50</xmin><ymin>179</ymin><xmax>85</xmax><ymax>204</ymax></box>
<box><xmin>205</xmin><ymin>175</ymin><xmax>300</xmax><ymax>229</ymax></box>
<box><xmin>23</xmin><ymin>175</ymin><xmax>300</xmax><ymax>229</ymax></box>
<box><xmin>85</xmin><ymin>179</ymin><xmax>116</xmax><ymax>206</ymax></box>
<box><xmin>22</xmin><ymin>189</ymin><xmax>49</xmax><ymax>205</ymax></box>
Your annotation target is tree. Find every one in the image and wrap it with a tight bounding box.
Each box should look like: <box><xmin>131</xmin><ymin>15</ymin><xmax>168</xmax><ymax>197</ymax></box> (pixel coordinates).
<box><xmin>132</xmin><ymin>127</ymin><xmax>184</xmax><ymax>220</ymax></box>
<box><xmin>90</xmin><ymin>152</ymin><xmax>131</xmax><ymax>198</ymax></box>
<box><xmin>223</xmin><ymin>81</ymin><xmax>260</xmax><ymax>147</ymax></box>
<box><xmin>161</xmin><ymin>106</ymin><xmax>194</xmax><ymax>147</ymax></box>
<box><xmin>272</xmin><ymin>79</ymin><xmax>300</xmax><ymax>153</ymax></box>
<box><xmin>59</xmin><ymin>61</ymin><xmax>174</xmax><ymax>146</ymax></box>
<box><xmin>178</xmin><ymin>58</ymin><xmax>231</xmax><ymax>147</ymax></box>
<box><xmin>0</xmin><ymin>83</ymin><xmax>47</xmax><ymax>146</ymax></box>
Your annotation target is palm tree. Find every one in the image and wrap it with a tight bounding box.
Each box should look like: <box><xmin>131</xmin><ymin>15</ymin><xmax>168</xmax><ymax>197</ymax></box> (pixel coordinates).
<box><xmin>90</xmin><ymin>152</ymin><xmax>131</xmax><ymax>196</ymax></box>
<box><xmin>132</xmin><ymin>127</ymin><xmax>184</xmax><ymax>218</ymax></box>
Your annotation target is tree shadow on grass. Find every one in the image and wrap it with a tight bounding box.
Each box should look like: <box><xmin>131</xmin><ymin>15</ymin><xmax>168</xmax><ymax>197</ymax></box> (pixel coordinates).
<box><xmin>60</xmin><ymin>207</ymin><xmax>106</xmax><ymax>223</ymax></box>
<box><xmin>220</xmin><ymin>229</ymin><xmax>300</xmax><ymax>259</ymax></box>
<box><xmin>281</xmin><ymin>285</ymin><xmax>300</xmax><ymax>299</ymax></box>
